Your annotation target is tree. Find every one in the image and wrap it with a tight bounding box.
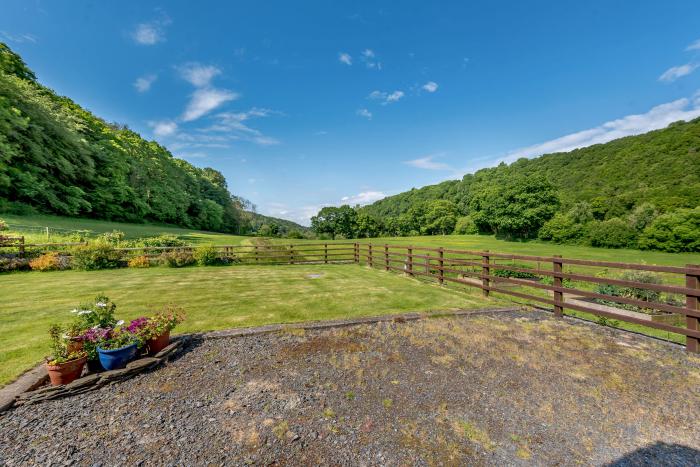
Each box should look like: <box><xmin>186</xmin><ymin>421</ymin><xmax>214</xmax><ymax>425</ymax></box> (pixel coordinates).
<box><xmin>587</xmin><ymin>218</ymin><xmax>638</xmax><ymax>249</ymax></box>
<box><xmin>453</xmin><ymin>215</ymin><xmax>478</xmax><ymax>235</ymax></box>
<box><xmin>469</xmin><ymin>175</ymin><xmax>559</xmax><ymax>239</ymax></box>
<box><xmin>423</xmin><ymin>200</ymin><xmax>458</xmax><ymax>235</ymax></box>
<box><xmin>355</xmin><ymin>212</ymin><xmax>381</xmax><ymax>238</ymax></box>
<box><xmin>310</xmin><ymin>205</ymin><xmax>357</xmax><ymax>239</ymax></box>
<box><xmin>638</xmin><ymin>207</ymin><xmax>700</xmax><ymax>252</ymax></box>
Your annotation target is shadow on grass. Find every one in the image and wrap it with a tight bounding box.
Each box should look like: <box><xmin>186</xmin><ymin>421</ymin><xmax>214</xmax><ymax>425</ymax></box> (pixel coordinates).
<box><xmin>606</xmin><ymin>442</ymin><xmax>700</xmax><ymax>466</ymax></box>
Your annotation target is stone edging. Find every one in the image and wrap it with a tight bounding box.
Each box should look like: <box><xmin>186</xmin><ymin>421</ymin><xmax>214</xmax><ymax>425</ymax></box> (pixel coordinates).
<box><xmin>1</xmin><ymin>307</ymin><xmax>519</xmax><ymax>413</ymax></box>
<box><xmin>1</xmin><ymin>336</ymin><xmax>191</xmax><ymax>412</ymax></box>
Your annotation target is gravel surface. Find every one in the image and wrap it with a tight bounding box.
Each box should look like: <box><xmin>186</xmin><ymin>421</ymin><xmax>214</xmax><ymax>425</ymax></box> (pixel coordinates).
<box><xmin>1</xmin><ymin>309</ymin><xmax>700</xmax><ymax>466</ymax></box>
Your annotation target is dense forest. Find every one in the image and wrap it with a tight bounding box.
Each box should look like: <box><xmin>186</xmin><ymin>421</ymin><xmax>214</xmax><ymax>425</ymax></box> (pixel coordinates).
<box><xmin>0</xmin><ymin>43</ymin><xmax>304</xmax><ymax>235</ymax></box>
<box><xmin>312</xmin><ymin>118</ymin><xmax>700</xmax><ymax>252</ymax></box>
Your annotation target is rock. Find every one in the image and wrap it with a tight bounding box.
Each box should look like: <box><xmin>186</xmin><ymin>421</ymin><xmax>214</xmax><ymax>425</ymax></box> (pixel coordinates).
<box><xmin>154</xmin><ymin>342</ymin><xmax>182</xmax><ymax>359</ymax></box>
<box><xmin>126</xmin><ymin>357</ymin><xmax>161</xmax><ymax>371</ymax></box>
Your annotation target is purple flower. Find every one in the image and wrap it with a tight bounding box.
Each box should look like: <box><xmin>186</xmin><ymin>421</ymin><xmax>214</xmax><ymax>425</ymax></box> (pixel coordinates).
<box><xmin>127</xmin><ymin>317</ymin><xmax>149</xmax><ymax>333</ymax></box>
<box><xmin>81</xmin><ymin>327</ymin><xmax>111</xmax><ymax>342</ymax></box>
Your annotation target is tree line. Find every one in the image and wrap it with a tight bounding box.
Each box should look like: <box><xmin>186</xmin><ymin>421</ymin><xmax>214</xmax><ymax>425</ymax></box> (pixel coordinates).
<box><xmin>0</xmin><ymin>43</ymin><xmax>305</xmax><ymax>235</ymax></box>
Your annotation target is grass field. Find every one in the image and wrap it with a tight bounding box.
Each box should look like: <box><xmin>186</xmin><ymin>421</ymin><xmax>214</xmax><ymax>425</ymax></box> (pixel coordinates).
<box><xmin>0</xmin><ymin>264</ymin><xmax>501</xmax><ymax>387</ymax></box>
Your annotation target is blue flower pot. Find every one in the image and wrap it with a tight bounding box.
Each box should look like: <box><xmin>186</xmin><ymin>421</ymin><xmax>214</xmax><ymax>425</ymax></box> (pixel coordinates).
<box><xmin>97</xmin><ymin>343</ymin><xmax>138</xmax><ymax>370</ymax></box>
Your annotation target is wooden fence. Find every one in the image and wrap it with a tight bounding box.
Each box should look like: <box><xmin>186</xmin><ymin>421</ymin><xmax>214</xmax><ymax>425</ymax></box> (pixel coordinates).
<box><xmin>355</xmin><ymin>243</ymin><xmax>700</xmax><ymax>353</ymax></box>
<box><xmin>2</xmin><ymin>238</ymin><xmax>699</xmax><ymax>352</ymax></box>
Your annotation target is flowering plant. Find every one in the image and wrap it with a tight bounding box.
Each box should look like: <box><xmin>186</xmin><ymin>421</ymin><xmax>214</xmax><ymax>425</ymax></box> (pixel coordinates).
<box><xmin>47</xmin><ymin>324</ymin><xmax>86</xmax><ymax>365</ymax></box>
<box><xmin>71</xmin><ymin>294</ymin><xmax>117</xmax><ymax>330</ymax></box>
<box><xmin>97</xmin><ymin>327</ymin><xmax>141</xmax><ymax>351</ymax></box>
<box><xmin>128</xmin><ymin>305</ymin><xmax>185</xmax><ymax>341</ymax></box>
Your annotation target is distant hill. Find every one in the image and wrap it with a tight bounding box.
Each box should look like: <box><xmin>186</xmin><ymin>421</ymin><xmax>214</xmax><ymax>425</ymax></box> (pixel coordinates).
<box><xmin>0</xmin><ymin>43</ymin><xmax>297</xmax><ymax>234</ymax></box>
<box><xmin>363</xmin><ymin>118</ymin><xmax>700</xmax><ymax>220</ymax></box>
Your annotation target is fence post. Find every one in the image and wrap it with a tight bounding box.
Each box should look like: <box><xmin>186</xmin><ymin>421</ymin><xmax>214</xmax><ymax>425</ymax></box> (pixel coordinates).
<box><xmin>481</xmin><ymin>250</ymin><xmax>490</xmax><ymax>297</ymax></box>
<box><xmin>425</xmin><ymin>253</ymin><xmax>430</xmax><ymax>274</ymax></box>
<box><xmin>19</xmin><ymin>236</ymin><xmax>25</xmax><ymax>259</ymax></box>
<box><xmin>686</xmin><ymin>264</ymin><xmax>700</xmax><ymax>353</ymax></box>
<box><xmin>324</xmin><ymin>243</ymin><xmax>328</xmax><ymax>264</ymax></box>
<box><xmin>290</xmin><ymin>245</ymin><xmax>295</xmax><ymax>265</ymax></box>
<box><xmin>384</xmin><ymin>244</ymin><xmax>389</xmax><ymax>271</ymax></box>
<box><xmin>368</xmin><ymin>244</ymin><xmax>373</xmax><ymax>267</ymax></box>
<box><xmin>438</xmin><ymin>247</ymin><xmax>444</xmax><ymax>285</ymax></box>
<box><xmin>407</xmin><ymin>246</ymin><xmax>414</xmax><ymax>277</ymax></box>
<box><xmin>354</xmin><ymin>243</ymin><xmax>359</xmax><ymax>264</ymax></box>
<box><xmin>553</xmin><ymin>255</ymin><xmax>564</xmax><ymax>318</ymax></box>
<box><xmin>254</xmin><ymin>245</ymin><xmax>259</xmax><ymax>263</ymax></box>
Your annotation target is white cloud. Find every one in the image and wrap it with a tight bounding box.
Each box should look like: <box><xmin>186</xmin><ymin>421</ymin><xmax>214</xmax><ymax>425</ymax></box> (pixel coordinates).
<box><xmin>658</xmin><ymin>63</ymin><xmax>698</xmax><ymax>82</ymax></box>
<box><xmin>422</xmin><ymin>81</ymin><xmax>438</xmax><ymax>93</ymax></box>
<box><xmin>0</xmin><ymin>31</ymin><xmax>37</xmax><ymax>43</ymax></box>
<box><xmin>368</xmin><ymin>90</ymin><xmax>404</xmax><ymax>105</ymax></box>
<box><xmin>360</xmin><ymin>49</ymin><xmax>381</xmax><ymax>69</ymax></box>
<box><xmin>404</xmin><ymin>155</ymin><xmax>451</xmax><ymax>170</ymax></box>
<box><xmin>132</xmin><ymin>15</ymin><xmax>171</xmax><ymax>46</ymax></box>
<box><xmin>362</xmin><ymin>49</ymin><xmax>375</xmax><ymax>58</ymax></box>
<box><xmin>686</xmin><ymin>39</ymin><xmax>700</xmax><ymax>51</ymax></box>
<box><xmin>504</xmin><ymin>94</ymin><xmax>700</xmax><ymax>162</ymax></box>
<box><xmin>356</xmin><ymin>108</ymin><xmax>372</xmax><ymax>119</ymax></box>
<box><xmin>339</xmin><ymin>52</ymin><xmax>352</xmax><ymax>65</ymax></box>
<box><xmin>340</xmin><ymin>191</ymin><xmax>386</xmax><ymax>205</ymax></box>
<box><xmin>149</xmin><ymin>120</ymin><xmax>178</xmax><ymax>137</ymax></box>
<box><xmin>182</xmin><ymin>88</ymin><xmax>238</xmax><ymax>121</ymax></box>
<box><xmin>133</xmin><ymin>74</ymin><xmax>157</xmax><ymax>93</ymax></box>
<box><xmin>178</xmin><ymin>63</ymin><xmax>221</xmax><ymax>87</ymax></box>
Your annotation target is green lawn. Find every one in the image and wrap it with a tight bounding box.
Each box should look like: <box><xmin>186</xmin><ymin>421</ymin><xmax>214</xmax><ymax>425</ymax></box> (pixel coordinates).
<box><xmin>1</xmin><ymin>213</ymin><xmax>248</xmax><ymax>245</ymax></box>
<box><xmin>0</xmin><ymin>264</ymin><xmax>500</xmax><ymax>386</ymax></box>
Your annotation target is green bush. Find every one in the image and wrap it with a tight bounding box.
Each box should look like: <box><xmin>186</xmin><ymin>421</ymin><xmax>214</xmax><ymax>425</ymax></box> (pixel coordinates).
<box><xmin>586</xmin><ymin>218</ymin><xmax>638</xmax><ymax>248</ymax></box>
<box><xmin>98</xmin><ymin>230</ymin><xmax>125</xmax><ymax>245</ymax></box>
<box><xmin>160</xmin><ymin>249</ymin><xmax>196</xmax><ymax>268</ymax></box>
<box><xmin>194</xmin><ymin>245</ymin><xmax>222</xmax><ymax>266</ymax></box>
<box><xmin>453</xmin><ymin>216</ymin><xmax>478</xmax><ymax>235</ymax></box>
<box><xmin>0</xmin><ymin>218</ymin><xmax>7</xmax><ymax>231</ymax></box>
<box><xmin>286</xmin><ymin>230</ymin><xmax>304</xmax><ymax>239</ymax></box>
<box><xmin>596</xmin><ymin>270</ymin><xmax>662</xmax><ymax>303</ymax></box>
<box><xmin>638</xmin><ymin>207</ymin><xmax>700</xmax><ymax>252</ymax></box>
<box><xmin>70</xmin><ymin>242</ymin><xmax>124</xmax><ymax>270</ymax></box>
<box><xmin>492</xmin><ymin>263</ymin><xmax>539</xmax><ymax>279</ymax></box>
<box><xmin>134</xmin><ymin>235</ymin><xmax>187</xmax><ymax>248</ymax></box>
<box><xmin>538</xmin><ymin>213</ymin><xmax>586</xmax><ymax>243</ymax></box>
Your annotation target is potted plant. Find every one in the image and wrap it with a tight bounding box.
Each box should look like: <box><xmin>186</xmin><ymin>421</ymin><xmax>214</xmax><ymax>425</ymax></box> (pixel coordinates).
<box><xmin>71</xmin><ymin>295</ymin><xmax>119</xmax><ymax>372</ymax></box>
<box><xmin>96</xmin><ymin>327</ymin><xmax>141</xmax><ymax>370</ymax></box>
<box><xmin>46</xmin><ymin>324</ymin><xmax>87</xmax><ymax>386</ymax></box>
<box><xmin>128</xmin><ymin>306</ymin><xmax>184</xmax><ymax>354</ymax></box>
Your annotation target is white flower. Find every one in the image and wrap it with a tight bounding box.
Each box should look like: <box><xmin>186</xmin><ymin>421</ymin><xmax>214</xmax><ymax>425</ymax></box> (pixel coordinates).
<box><xmin>78</xmin><ymin>310</ymin><xmax>93</xmax><ymax>315</ymax></box>
<box><xmin>115</xmin><ymin>320</ymin><xmax>124</xmax><ymax>326</ymax></box>
<box><xmin>95</xmin><ymin>302</ymin><xmax>107</xmax><ymax>308</ymax></box>
<box><xmin>70</xmin><ymin>309</ymin><xmax>79</xmax><ymax>314</ymax></box>
<box><xmin>61</xmin><ymin>333</ymin><xmax>70</xmax><ymax>339</ymax></box>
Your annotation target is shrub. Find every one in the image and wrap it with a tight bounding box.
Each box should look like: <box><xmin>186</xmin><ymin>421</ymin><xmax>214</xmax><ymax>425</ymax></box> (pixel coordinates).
<box><xmin>135</xmin><ymin>235</ymin><xmax>187</xmax><ymax>248</ymax></box>
<box><xmin>453</xmin><ymin>216</ymin><xmax>478</xmax><ymax>235</ymax></box>
<box><xmin>0</xmin><ymin>256</ymin><xmax>30</xmax><ymax>272</ymax></box>
<box><xmin>71</xmin><ymin>242</ymin><xmax>124</xmax><ymax>270</ymax></box>
<box><xmin>29</xmin><ymin>252</ymin><xmax>70</xmax><ymax>271</ymax></box>
<box><xmin>587</xmin><ymin>218</ymin><xmax>638</xmax><ymax>248</ymax></box>
<box><xmin>160</xmin><ymin>249</ymin><xmax>196</xmax><ymax>268</ymax></box>
<box><xmin>596</xmin><ymin>271</ymin><xmax>663</xmax><ymax>303</ymax></box>
<box><xmin>492</xmin><ymin>263</ymin><xmax>539</xmax><ymax>279</ymax></box>
<box><xmin>628</xmin><ymin>203</ymin><xmax>658</xmax><ymax>232</ymax></box>
<box><xmin>286</xmin><ymin>230</ymin><xmax>304</xmax><ymax>239</ymax></box>
<box><xmin>194</xmin><ymin>245</ymin><xmax>222</xmax><ymax>266</ymax></box>
<box><xmin>638</xmin><ymin>207</ymin><xmax>700</xmax><ymax>252</ymax></box>
<box><xmin>0</xmin><ymin>218</ymin><xmax>7</xmax><ymax>231</ymax></box>
<box><xmin>127</xmin><ymin>255</ymin><xmax>151</xmax><ymax>268</ymax></box>
<box><xmin>538</xmin><ymin>213</ymin><xmax>586</xmax><ymax>243</ymax></box>
<box><xmin>98</xmin><ymin>230</ymin><xmax>125</xmax><ymax>245</ymax></box>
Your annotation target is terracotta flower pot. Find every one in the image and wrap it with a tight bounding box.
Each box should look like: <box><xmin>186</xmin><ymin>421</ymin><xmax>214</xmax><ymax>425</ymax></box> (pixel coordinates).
<box><xmin>66</xmin><ymin>339</ymin><xmax>84</xmax><ymax>354</ymax></box>
<box><xmin>46</xmin><ymin>355</ymin><xmax>87</xmax><ymax>386</ymax></box>
<box><xmin>147</xmin><ymin>330</ymin><xmax>170</xmax><ymax>354</ymax></box>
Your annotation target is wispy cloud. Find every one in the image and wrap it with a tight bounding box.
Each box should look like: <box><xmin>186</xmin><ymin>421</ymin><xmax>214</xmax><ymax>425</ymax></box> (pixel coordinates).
<box><xmin>686</xmin><ymin>39</ymin><xmax>700</xmax><ymax>51</ymax></box>
<box><xmin>368</xmin><ymin>90</ymin><xmax>404</xmax><ymax>105</ymax></box>
<box><xmin>0</xmin><ymin>31</ymin><xmax>37</xmax><ymax>44</ymax></box>
<box><xmin>404</xmin><ymin>154</ymin><xmax>451</xmax><ymax>170</ymax></box>
<box><xmin>658</xmin><ymin>62</ymin><xmax>698</xmax><ymax>82</ymax></box>
<box><xmin>133</xmin><ymin>74</ymin><xmax>157</xmax><ymax>93</ymax></box>
<box><xmin>356</xmin><ymin>108</ymin><xmax>372</xmax><ymax>119</ymax></box>
<box><xmin>341</xmin><ymin>191</ymin><xmax>386</xmax><ymax>205</ymax></box>
<box><xmin>178</xmin><ymin>63</ymin><xmax>221</xmax><ymax>87</ymax></box>
<box><xmin>422</xmin><ymin>81</ymin><xmax>439</xmax><ymax>93</ymax></box>
<box><xmin>202</xmin><ymin>108</ymin><xmax>280</xmax><ymax>145</ymax></box>
<box><xmin>182</xmin><ymin>88</ymin><xmax>238</xmax><ymax>122</ymax></box>
<box><xmin>149</xmin><ymin>120</ymin><xmax>178</xmax><ymax>137</ymax></box>
<box><xmin>361</xmin><ymin>48</ymin><xmax>381</xmax><ymax>69</ymax></box>
<box><xmin>132</xmin><ymin>14</ymin><xmax>171</xmax><ymax>45</ymax></box>
<box><xmin>504</xmin><ymin>93</ymin><xmax>700</xmax><ymax>161</ymax></box>
<box><xmin>338</xmin><ymin>52</ymin><xmax>352</xmax><ymax>65</ymax></box>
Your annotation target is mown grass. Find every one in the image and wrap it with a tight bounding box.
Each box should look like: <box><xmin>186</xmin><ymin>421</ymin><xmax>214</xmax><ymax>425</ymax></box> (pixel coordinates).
<box><xmin>1</xmin><ymin>213</ymin><xmax>248</xmax><ymax>245</ymax></box>
<box><xmin>0</xmin><ymin>264</ymin><xmax>501</xmax><ymax>387</ymax></box>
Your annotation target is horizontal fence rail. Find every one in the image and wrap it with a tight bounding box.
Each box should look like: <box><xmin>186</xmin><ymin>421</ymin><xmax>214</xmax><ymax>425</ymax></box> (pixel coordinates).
<box><xmin>354</xmin><ymin>243</ymin><xmax>700</xmax><ymax>353</ymax></box>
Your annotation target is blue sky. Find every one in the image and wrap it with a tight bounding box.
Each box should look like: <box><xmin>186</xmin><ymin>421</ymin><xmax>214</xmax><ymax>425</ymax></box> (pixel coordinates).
<box><xmin>3</xmin><ymin>1</ymin><xmax>700</xmax><ymax>225</ymax></box>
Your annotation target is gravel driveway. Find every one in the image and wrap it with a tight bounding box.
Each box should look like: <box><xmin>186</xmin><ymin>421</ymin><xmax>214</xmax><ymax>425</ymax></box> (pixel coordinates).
<box><xmin>1</xmin><ymin>309</ymin><xmax>700</xmax><ymax>466</ymax></box>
